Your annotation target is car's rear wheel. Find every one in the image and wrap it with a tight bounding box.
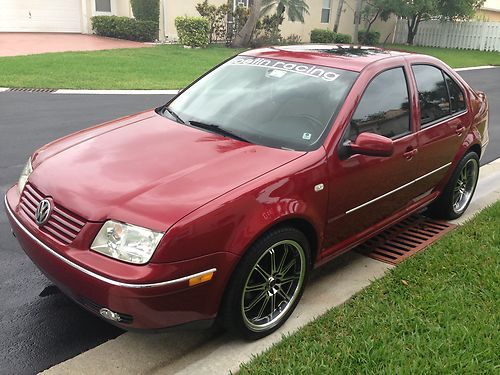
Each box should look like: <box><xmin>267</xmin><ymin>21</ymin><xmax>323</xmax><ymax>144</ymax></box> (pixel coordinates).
<box><xmin>428</xmin><ymin>151</ymin><xmax>479</xmax><ymax>220</ymax></box>
<box><xmin>219</xmin><ymin>227</ymin><xmax>310</xmax><ymax>340</ymax></box>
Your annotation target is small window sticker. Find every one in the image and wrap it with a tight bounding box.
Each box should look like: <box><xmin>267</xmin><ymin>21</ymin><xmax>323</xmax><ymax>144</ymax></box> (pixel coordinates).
<box><xmin>302</xmin><ymin>132</ymin><xmax>312</xmax><ymax>140</ymax></box>
<box><xmin>267</xmin><ymin>69</ymin><xmax>287</xmax><ymax>78</ymax></box>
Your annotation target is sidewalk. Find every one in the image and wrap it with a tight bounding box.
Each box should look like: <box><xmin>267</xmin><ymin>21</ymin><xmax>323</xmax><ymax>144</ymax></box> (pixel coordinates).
<box><xmin>43</xmin><ymin>158</ymin><xmax>500</xmax><ymax>375</ymax></box>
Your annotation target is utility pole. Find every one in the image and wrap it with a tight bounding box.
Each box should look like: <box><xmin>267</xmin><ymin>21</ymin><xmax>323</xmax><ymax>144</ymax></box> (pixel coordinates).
<box><xmin>333</xmin><ymin>0</ymin><xmax>344</xmax><ymax>33</ymax></box>
<box><xmin>352</xmin><ymin>0</ymin><xmax>363</xmax><ymax>44</ymax></box>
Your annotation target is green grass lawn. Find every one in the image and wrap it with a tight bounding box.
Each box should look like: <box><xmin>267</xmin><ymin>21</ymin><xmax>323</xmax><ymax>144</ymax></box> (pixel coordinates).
<box><xmin>0</xmin><ymin>43</ymin><xmax>498</xmax><ymax>90</ymax></box>
<box><xmin>239</xmin><ymin>201</ymin><xmax>500</xmax><ymax>374</ymax></box>
<box><xmin>0</xmin><ymin>45</ymin><xmax>244</xmax><ymax>90</ymax></box>
<box><xmin>388</xmin><ymin>44</ymin><xmax>500</xmax><ymax>68</ymax></box>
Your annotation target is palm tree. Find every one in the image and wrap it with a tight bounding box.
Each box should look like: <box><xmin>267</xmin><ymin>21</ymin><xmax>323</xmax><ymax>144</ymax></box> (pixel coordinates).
<box><xmin>261</xmin><ymin>0</ymin><xmax>310</xmax><ymax>23</ymax></box>
<box><xmin>231</xmin><ymin>0</ymin><xmax>263</xmax><ymax>47</ymax></box>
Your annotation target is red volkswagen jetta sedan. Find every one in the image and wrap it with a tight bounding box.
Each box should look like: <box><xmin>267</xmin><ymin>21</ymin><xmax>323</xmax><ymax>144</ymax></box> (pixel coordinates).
<box><xmin>5</xmin><ymin>45</ymin><xmax>489</xmax><ymax>339</ymax></box>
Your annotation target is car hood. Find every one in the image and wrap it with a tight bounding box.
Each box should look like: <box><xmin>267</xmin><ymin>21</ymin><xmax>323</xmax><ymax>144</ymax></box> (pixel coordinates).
<box><xmin>29</xmin><ymin>110</ymin><xmax>305</xmax><ymax>231</ymax></box>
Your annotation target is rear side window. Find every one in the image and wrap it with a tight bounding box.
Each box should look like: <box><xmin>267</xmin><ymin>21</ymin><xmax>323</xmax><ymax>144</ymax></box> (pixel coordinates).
<box><xmin>412</xmin><ymin>65</ymin><xmax>450</xmax><ymax>125</ymax></box>
<box><xmin>347</xmin><ymin>67</ymin><xmax>410</xmax><ymax>141</ymax></box>
<box><xmin>444</xmin><ymin>73</ymin><xmax>466</xmax><ymax>113</ymax></box>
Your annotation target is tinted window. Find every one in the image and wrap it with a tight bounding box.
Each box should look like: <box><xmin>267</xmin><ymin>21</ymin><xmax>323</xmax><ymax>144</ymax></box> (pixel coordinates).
<box><xmin>412</xmin><ymin>65</ymin><xmax>450</xmax><ymax>125</ymax></box>
<box><xmin>445</xmin><ymin>74</ymin><xmax>466</xmax><ymax>113</ymax></box>
<box><xmin>347</xmin><ymin>67</ymin><xmax>410</xmax><ymax>141</ymax></box>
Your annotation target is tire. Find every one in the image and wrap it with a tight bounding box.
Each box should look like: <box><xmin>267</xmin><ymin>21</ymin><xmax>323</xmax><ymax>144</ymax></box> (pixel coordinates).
<box><xmin>218</xmin><ymin>226</ymin><xmax>311</xmax><ymax>340</ymax></box>
<box><xmin>427</xmin><ymin>151</ymin><xmax>480</xmax><ymax>220</ymax></box>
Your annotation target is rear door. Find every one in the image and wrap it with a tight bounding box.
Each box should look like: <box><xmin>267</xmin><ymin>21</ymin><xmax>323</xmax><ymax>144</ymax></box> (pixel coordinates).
<box><xmin>324</xmin><ymin>65</ymin><xmax>419</xmax><ymax>249</ymax></box>
<box><xmin>409</xmin><ymin>64</ymin><xmax>468</xmax><ymax>196</ymax></box>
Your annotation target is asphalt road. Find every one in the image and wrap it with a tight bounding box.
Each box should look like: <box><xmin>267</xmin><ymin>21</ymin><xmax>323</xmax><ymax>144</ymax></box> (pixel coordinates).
<box><xmin>0</xmin><ymin>68</ymin><xmax>498</xmax><ymax>374</ymax></box>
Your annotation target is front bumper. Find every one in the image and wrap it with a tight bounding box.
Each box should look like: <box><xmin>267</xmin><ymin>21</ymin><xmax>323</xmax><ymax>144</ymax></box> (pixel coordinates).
<box><xmin>4</xmin><ymin>187</ymin><xmax>238</xmax><ymax>330</ymax></box>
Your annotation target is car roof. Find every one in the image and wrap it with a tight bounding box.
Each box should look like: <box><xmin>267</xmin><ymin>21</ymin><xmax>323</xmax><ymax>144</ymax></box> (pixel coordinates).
<box><xmin>242</xmin><ymin>44</ymin><xmax>411</xmax><ymax>72</ymax></box>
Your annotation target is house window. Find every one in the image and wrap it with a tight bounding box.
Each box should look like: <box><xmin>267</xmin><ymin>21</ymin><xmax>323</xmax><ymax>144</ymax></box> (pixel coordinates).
<box><xmin>96</xmin><ymin>0</ymin><xmax>111</xmax><ymax>13</ymax></box>
<box><xmin>321</xmin><ymin>0</ymin><xmax>331</xmax><ymax>23</ymax></box>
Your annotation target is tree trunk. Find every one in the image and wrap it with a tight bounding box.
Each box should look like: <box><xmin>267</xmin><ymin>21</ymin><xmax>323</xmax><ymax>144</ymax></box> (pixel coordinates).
<box><xmin>406</xmin><ymin>14</ymin><xmax>421</xmax><ymax>45</ymax></box>
<box><xmin>365</xmin><ymin>9</ymin><xmax>380</xmax><ymax>34</ymax></box>
<box><xmin>333</xmin><ymin>0</ymin><xmax>344</xmax><ymax>33</ymax></box>
<box><xmin>353</xmin><ymin>0</ymin><xmax>363</xmax><ymax>44</ymax></box>
<box><xmin>231</xmin><ymin>0</ymin><xmax>262</xmax><ymax>48</ymax></box>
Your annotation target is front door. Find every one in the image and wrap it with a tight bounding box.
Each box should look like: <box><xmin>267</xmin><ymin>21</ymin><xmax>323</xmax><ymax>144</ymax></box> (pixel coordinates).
<box><xmin>324</xmin><ymin>66</ymin><xmax>419</xmax><ymax>250</ymax></box>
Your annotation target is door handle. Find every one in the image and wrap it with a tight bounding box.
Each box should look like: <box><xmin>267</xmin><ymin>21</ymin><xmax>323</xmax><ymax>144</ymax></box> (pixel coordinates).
<box><xmin>455</xmin><ymin>126</ymin><xmax>465</xmax><ymax>136</ymax></box>
<box><xmin>403</xmin><ymin>148</ymin><xmax>418</xmax><ymax>160</ymax></box>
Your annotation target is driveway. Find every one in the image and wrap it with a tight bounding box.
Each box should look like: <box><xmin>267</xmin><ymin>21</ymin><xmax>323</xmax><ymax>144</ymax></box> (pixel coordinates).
<box><xmin>0</xmin><ymin>68</ymin><xmax>498</xmax><ymax>374</ymax></box>
<box><xmin>0</xmin><ymin>33</ymin><xmax>152</xmax><ymax>57</ymax></box>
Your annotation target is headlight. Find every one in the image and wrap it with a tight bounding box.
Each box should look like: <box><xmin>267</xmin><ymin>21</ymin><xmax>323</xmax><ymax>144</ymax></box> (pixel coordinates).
<box><xmin>18</xmin><ymin>157</ymin><xmax>33</xmax><ymax>194</ymax></box>
<box><xmin>91</xmin><ymin>220</ymin><xmax>164</xmax><ymax>265</ymax></box>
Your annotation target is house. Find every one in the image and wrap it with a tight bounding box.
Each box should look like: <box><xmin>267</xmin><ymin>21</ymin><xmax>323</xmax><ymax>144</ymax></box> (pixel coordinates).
<box><xmin>0</xmin><ymin>0</ymin><xmax>356</xmax><ymax>43</ymax></box>
<box><xmin>476</xmin><ymin>0</ymin><xmax>500</xmax><ymax>21</ymax></box>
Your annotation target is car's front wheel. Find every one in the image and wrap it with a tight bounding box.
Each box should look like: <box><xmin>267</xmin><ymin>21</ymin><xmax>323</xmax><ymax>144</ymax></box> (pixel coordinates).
<box><xmin>219</xmin><ymin>227</ymin><xmax>310</xmax><ymax>340</ymax></box>
<box><xmin>428</xmin><ymin>151</ymin><xmax>480</xmax><ymax>220</ymax></box>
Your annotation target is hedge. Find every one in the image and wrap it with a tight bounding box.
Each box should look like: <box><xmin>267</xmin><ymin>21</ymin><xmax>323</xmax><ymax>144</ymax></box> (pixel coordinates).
<box><xmin>92</xmin><ymin>16</ymin><xmax>158</xmax><ymax>42</ymax></box>
<box><xmin>335</xmin><ymin>33</ymin><xmax>352</xmax><ymax>44</ymax></box>
<box><xmin>310</xmin><ymin>29</ymin><xmax>335</xmax><ymax>43</ymax></box>
<box><xmin>175</xmin><ymin>16</ymin><xmax>210</xmax><ymax>48</ymax></box>
<box><xmin>310</xmin><ymin>29</ymin><xmax>353</xmax><ymax>44</ymax></box>
<box><xmin>130</xmin><ymin>0</ymin><xmax>160</xmax><ymax>22</ymax></box>
<box><xmin>358</xmin><ymin>30</ymin><xmax>381</xmax><ymax>45</ymax></box>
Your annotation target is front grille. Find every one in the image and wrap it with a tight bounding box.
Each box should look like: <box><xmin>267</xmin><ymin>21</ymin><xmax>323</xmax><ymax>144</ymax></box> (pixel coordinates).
<box><xmin>19</xmin><ymin>183</ymin><xmax>86</xmax><ymax>245</ymax></box>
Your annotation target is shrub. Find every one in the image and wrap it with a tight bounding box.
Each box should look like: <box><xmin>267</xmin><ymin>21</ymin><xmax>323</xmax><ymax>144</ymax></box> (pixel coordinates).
<box><xmin>196</xmin><ymin>0</ymin><xmax>230</xmax><ymax>43</ymax></box>
<box><xmin>335</xmin><ymin>33</ymin><xmax>352</xmax><ymax>43</ymax></box>
<box><xmin>92</xmin><ymin>16</ymin><xmax>158</xmax><ymax>42</ymax></box>
<box><xmin>358</xmin><ymin>30</ymin><xmax>380</xmax><ymax>45</ymax></box>
<box><xmin>175</xmin><ymin>16</ymin><xmax>210</xmax><ymax>47</ymax></box>
<box><xmin>283</xmin><ymin>34</ymin><xmax>302</xmax><ymax>45</ymax></box>
<box><xmin>310</xmin><ymin>28</ymin><xmax>335</xmax><ymax>43</ymax></box>
<box><xmin>130</xmin><ymin>0</ymin><xmax>159</xmax><ymax>22</ymax></box>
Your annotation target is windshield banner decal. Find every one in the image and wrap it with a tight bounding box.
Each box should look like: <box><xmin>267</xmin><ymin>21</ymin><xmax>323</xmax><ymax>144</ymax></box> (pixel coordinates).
<box><xmin>230</xmin><ymin>57</ymin><xmax>340</xmax><ymax>82</ymax></box>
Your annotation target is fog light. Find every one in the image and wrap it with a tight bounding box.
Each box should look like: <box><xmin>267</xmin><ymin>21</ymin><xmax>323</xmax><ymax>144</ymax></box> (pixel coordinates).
<box><xmin>99</xmin><ymin>308</ymin><xmax>121</xmax><ymax>322</ymax></box>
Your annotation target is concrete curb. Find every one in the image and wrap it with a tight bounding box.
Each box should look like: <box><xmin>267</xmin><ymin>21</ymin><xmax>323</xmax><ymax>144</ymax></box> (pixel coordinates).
<box><xmin>0</xmin><ymin>67</ymin><xmax>497</xmax><ymax>96</ymax></box>
<box><xmin>54</xmin><ymin>89</ymin><xmax>179</xmax><ymax>95</ymax></box>
<box><xmin>43</xmin><ymin>158</ymin><xmax>500</xmax><ymax>375</ymax></box>
<box><xmin>454</xmin><ymin>65</ymin><xmax>498</xmax><ymax>72</ymax></box>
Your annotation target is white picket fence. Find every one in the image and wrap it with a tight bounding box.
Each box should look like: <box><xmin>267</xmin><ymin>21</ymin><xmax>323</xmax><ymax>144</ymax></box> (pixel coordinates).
<box><xmin>394</xmin><ymin>19</ymin><xmax>500</xmax><ymax>51</ymax></box>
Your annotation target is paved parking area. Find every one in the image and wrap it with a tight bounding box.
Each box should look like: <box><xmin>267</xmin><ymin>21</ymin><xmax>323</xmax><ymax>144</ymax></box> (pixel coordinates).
<box><xmin>0</xmin><ymin>33</ymin><xmax>152</xmax><ymax>57</ymax></box>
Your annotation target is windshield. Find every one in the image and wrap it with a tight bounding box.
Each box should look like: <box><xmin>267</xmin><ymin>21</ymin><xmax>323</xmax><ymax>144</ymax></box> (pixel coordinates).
<box><xmin>165</xmin><ymin>56</ymin><xmax>358</xmax><ymax>151</ymax></box>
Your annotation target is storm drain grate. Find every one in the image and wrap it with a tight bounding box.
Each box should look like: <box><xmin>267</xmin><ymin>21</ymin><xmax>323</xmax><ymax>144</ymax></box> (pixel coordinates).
<box><xmin>356</xmin><ymin>215</ymin><xmax>456</xmax><ymax>265</ymax></box>
<box><xmin>7</xmin><ymin>87</ymin><xmax>56</xmax><ymax>93</ymax></box>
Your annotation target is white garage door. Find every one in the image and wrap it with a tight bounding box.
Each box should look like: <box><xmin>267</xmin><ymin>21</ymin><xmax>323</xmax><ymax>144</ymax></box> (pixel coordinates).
<box><xmin>0</xmin><ymin>0</ymin><xmax>82</xmax><ymax>33</ymax></box>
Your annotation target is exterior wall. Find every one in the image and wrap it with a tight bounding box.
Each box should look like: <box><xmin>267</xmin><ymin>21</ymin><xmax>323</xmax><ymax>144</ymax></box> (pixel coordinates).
<box><xmin>280</xmin><ymin>0</ymin><xmax>355</xmax><ymax>43</ymax></box>
<box><xmin>83</xmin><ymin>0</ymin><xmax>132</xmax><ymax>34</ymax></box>
<box><xmin>371</xmin><ymin>16</ymin><xmax>398</xmax><ymax>45</ymax></box>
<box><xmin>476</xmin><ymin>9</ymin><xmax>500</xmax><ymax>21</ymax></box>
<box><xmin>161</xmin><ymin>0</ymin><xmax>227</xmax><ymax>41</ymax></box>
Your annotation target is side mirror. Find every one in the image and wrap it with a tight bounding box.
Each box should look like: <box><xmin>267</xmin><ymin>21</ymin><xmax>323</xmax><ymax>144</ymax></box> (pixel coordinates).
<box><xmin>348</xmin><ymin>132</ymin><xmax>394</xmax><ymax>157</ymax></box>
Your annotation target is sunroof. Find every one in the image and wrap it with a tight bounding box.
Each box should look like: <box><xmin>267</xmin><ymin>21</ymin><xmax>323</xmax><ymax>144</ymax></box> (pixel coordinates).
<box><xmin>277</xmin><ymin>45</ymin><xmax>390</xmax><ymax>58</ymax></box>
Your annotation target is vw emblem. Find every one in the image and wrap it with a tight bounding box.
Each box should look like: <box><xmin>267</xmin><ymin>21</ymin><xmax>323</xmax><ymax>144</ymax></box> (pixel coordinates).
<box><xmin>35</xmin><ymin>199</ymin><xmax>52</xmax><ymax>225</ymax></box>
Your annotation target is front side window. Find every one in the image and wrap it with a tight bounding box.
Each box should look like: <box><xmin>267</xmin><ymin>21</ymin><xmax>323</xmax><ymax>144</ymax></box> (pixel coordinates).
<box><xmin>96</xmin><ymin>0</ymin><xmax>111</xmax><ymax>13</ymax></box>
<box><xmin>321</xmin><ymin>0</ymin><xmax>331</xmax><ymax>23</ymax></box>
<box><xmin>444</xmin><ymin>73</ymin><xmax>466</xmax><ymax>114</ymax></box>
<box><xmin>412</xmin><ymin>65</ymin><xmax>451</xmax><ymax>126</ymax></box>
<box><xmin>347</xmin><ymin>67</ymin><xmax>410</xmax><ymax>141</ymax></box>
<box><xmin>165</xmin><ymin>56</ymin><xmax>358</xmax><ymax>151</ymax></box>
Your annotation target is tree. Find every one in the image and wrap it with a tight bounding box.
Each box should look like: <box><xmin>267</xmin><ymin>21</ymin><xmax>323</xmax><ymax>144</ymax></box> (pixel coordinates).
<box><xmin>231</xmin><ymin>0</ymin><xmax>263</xmax><ymax>47</ymax></box>
<box><xmin>389</xmin><ymin>0</ymin><xmax>485</xmax><ymax>45</ymax></box>
<box><xmin>361</xmin><ymin>0</ymin><xmax>393</xmax><ymax>33</ymax></box>
<box><xmin>261</xmin><ymin>0</ymin><xmax>310</xmax><ymax>24</ymax></box>
<box><xmin>353</xmin><ymin>0</ymin><xmax>363</xmax><ymax>44</ymax></box>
